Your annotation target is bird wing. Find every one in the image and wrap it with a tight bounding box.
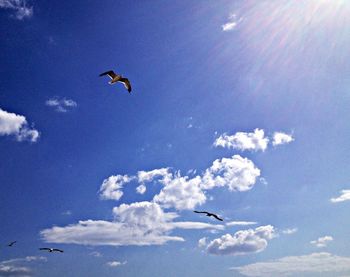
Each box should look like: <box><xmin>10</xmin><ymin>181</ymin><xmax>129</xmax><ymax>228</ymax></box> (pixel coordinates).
<box><xmin>39</xmin><ymin>248</ymin><xmax>50</xmax><ymax>251</ymax></box>
<box><xmin>212</xmin><ymin>214</ymin><xmax>223</xmax><ymax>221</ymax></box>
<box><xmin>119</xmin><ymin>78</ymin><xmax>132</xmax><ymax>93</ymax></box>
<box><xmin>194</xmin><ymin>211</ymin><xmax>208</xmax><ymax>214</ymax></box>
<box><xmin>53</xmin><ymin>248</ymin><xmax>64</xmax><ymax>252</ymax></box>
<box><xmin>8</xmin><ymin>241</ymin><xmax>16</xmax><ymax>246</ymax></box>
<box><xmin>99</xmin><ymin>70</ymin><xmax>117</xmax><ymax>79</ymax></box>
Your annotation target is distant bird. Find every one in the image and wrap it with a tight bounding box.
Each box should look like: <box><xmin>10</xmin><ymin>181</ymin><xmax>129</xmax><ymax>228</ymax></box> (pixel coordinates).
<box><xmin>39</xmin><ymin>248</ymin><xmax>64</xmax><ymax>253</ymax></box>
<box><xmin>194</xmin><ymin>211</ymin><xmax>223</xmax><ymax>221</ymax></box>
<box><xmin>99</xmin><ymin>70</ymin><xmax>132</xmax><ymax>93</ymax></box>
<box><xmin>7</xmin><ymin>241</ymin><xmax>16</xmax><ymax>247</ymax></box>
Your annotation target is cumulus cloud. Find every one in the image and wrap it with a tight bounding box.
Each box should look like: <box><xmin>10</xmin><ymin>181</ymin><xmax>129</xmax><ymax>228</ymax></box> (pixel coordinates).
<box><xmin>214</xmin><ymin>129</ymin><xmax>294</xmax><ymax>151</ymax></box>
<box><xmin>106</xmin><ymin>260</ymin><xmax>127</xmax><ymax>267</ymax></box>
<box><xmin>331</xmin><ymin>190</ymin><xmax>350</xmax><ymax>203</ymax></box>
<box><xmin>41</xmin><ymin>201</ymin><xmax>223</xmax><ymax>247</ymax></box>
<box><xmin>198</xmin><ymin>237</ymin><xmax>207</xmax><ymax>248</ymax></box>
<box><xmin>226</xmin><ymin>221</ymin><xmax>257</xmax><ymax>227</ymax></box>
<box><xmin>136</xmin><ymin>184</ymin><xmax>146</xmax><ymax>194</ymax></box>
<box><xmin>310</xmin><ymin>236</ymin><xmax>333</xmax><ymax>248</ymax></box>
<box><xmin>206</xmin><ymin>225</ymin><xmax>275</xmax><ymax>256</ymax></box>
<box><xmin>101</xmin><ymin>155</ymin><xmax>260</xmax><ymax>210</ymax></box>
<box><xmin>232</xmin><ymin>252</ymin><xmax>350</xmax><ymax>277</ymax></box>
<box><xmin>214</xmin><ymin>129</ymin><xmax>269</xmax><ymax>152</ymax></box>
<box><xmin>154</xmin><ymin>175</ymin><xmax>206</xmax><ymax>210</ymax></box>
<box><xmin>0</xmin><ymin>0</ymin><xmax>33</xmax><ymax>20</ymax></box>
<box><xmin>99</xmin><ymin>175</ymin><xmax>133</xmax><ymax>201</ymax></box>
<box><xmin>0</xmin><ymin>108</ymin><xmax>39</xmax><ymax>142</ymax></box>
<box><xmin>272</xmin><ymin>132</ymin><xmax>294</xmax><ymax>146</ymax></box>
<box><xmin>201</xmin><ymin>155</ymin><xmax>260</xmax><ymax>192</ymax></box>
<box><xmin>46</xmin><ymin>97</ymin><xmax>77</xmax><ymax>113</ymax></box>
<box><xmin>222</xmin><ymin>14</ymin><xmax>243</xmax><ymax>31</ymax></box>
<box><xmin>0</xmin><ymin>256</ymin><xmax>46</xmax><ymax>277</ymax></box>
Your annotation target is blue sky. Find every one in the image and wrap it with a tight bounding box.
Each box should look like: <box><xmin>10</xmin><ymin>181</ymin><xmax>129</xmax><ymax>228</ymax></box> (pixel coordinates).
<box><xmin>1</xmin><ymin>0</ymin><xmax>350</xmax><ymax>276</ymax></box>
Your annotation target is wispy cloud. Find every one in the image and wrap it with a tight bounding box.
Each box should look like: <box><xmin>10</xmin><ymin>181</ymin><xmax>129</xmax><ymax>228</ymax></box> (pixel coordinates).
<box><xmin>226</xmin><ymin>221</ymin><xmax>257</xmax><ymax>227</ymax></box>
<box><xmin>310</xmin><ymin>236</ymin><xmax>333</xmax><ymax>248</ymax></box>
<box><xmin>331</xmin><ymin>189</ymin><xmax>350</xmax><ymax>203</ymax></box>
<box><xmin>0</xmin><ymin>256</ymin><xmax>46</xmax><ymax>277</ymax></box>
<box><xmin>106</xmin><ymin>260</ymin><xmax>127</xmax><ymax>267</ymax></box>
<box><xmin>222</xmin><ymin>14</ymin><xmax>243</xmax><ymax>32</ymax></box>
<box><xmin>0</xmin><ymin>0</ymin><xmax>33</xmax><ymax>20</ymax></box>
<box><xmin>206</xmin><ymin>225</ymin><xmax>275</xmax><ymax>256</ymax></box>
<box><xmin>232</xmin><ymin>252</ymin><xmax>350</xmax><ymax>277</ymax></box>
<box><xmin>281</xmin><ymin>228</ymin><xmax>298</xmax><ymax>235</ymax></box>
<box><xmin>46</xmin><ymin>97</ymin><xmax>77</xmax><ymax>113</ymax></box>
<box><xmin>0</xmin><ymin>108</ymin><xmax>39</xmax><ymax>142</ymax></box>
<box><xmin>89</xmin><ymin>251</ymin><xmax>102</xmax><ymax>258</ymax></box>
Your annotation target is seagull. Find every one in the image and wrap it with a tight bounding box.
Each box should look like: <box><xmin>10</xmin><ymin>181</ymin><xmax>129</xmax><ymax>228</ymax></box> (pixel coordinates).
<box><xmin>193</xmin><ymin>211</ymin><xmax>223</xmax><ymax>221</ymax></box>
<box><xmin>39</xmin><ymin>248</ymin><xmax>64</xmax><ymax>253</ymax></box>
<box><xmin>7</xmin><ymin>241</ymin><xmax>16</xmax><ymax>247</ymax></box>
<box><xmin>99</xmin><ymin>70</ymin><xmax>132</xmax><ymax>93</ymax></box>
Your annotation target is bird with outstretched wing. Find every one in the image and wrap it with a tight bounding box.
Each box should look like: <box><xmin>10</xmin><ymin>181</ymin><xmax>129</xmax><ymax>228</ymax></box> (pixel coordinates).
<box><xmin>39</xmin><ymin>247</ymin><xmax>64</xmax><ymax>253</ymax></box>
<box><xmin>7</xmin><ymin>241</ymin><xmax>16</xmax><ymax>247</ymax></box>
<box><xmin>99</xmin><ymin>70</ymin><xmax>132</xmax><ymax>93</ymax></box>
<box><xmin>194</xmin><ymin>211</ymin><xmax>223</xmax><ymax>221</ymax></box>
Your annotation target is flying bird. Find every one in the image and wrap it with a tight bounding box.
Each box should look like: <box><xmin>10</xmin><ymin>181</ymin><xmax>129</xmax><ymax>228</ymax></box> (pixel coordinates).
<box><xmin>99</xmin><ymin>70</ymin><xmax>132</xmax><ymax>93</ymax></box>
<box><xmin>7</xmin><ymin>241</ymin><xmax>16</xmax><ymax>247</ymax></box>
<box><xmin>194</xmin><ymin>211</ymin><xmax>223</xmax><ymax>221</ymax></box>
<box><xmin>39</xmin><ymin>248</ymin><xmax>64</xmax><ymax>253</ymax></box>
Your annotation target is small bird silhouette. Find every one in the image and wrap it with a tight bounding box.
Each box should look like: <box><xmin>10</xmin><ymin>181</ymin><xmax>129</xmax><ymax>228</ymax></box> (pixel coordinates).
<box><xmin>7</xmin><ymin>241</ymin><xmax>17</xmax><ymax>247</ymax></box>
<box><xmin>99</xmin><ymin>70</ymin><xmax>132</xmax><ymax>93</ymax></box>
<box><xmin>39</xmin><ymin>248</ymin><xmax>64</xmax><ymax>253</ymax></box>
<box><xmin>193</xmin><ymin>211</ymin><xmax>223</xmax><ymax>221</ymax></box>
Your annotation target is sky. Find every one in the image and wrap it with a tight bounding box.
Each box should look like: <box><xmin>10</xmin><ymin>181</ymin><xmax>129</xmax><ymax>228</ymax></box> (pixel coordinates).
<box><xmin>1</xmin><ymin>0</ymin><xmax>350</xmax><ymax>276</ymax></box>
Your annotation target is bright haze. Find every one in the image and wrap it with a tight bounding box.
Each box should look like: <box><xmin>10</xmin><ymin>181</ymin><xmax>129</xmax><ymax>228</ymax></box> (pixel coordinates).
<box><xmin>1</xmin><ymin>1</ymin><xmax>350</xmax><ymax>276</ymax></box>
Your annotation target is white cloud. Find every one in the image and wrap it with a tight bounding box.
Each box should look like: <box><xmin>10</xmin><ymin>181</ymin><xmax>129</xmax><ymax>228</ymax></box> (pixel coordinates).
<box><xmin>136</xmin><ymin>184</ymin><xmax>146</xmax><ymax>194</ymax></box>
<box><xmin>137</xmin><ymin>168</ymin><xmax>171</xmax><ymax>183</ymax></box>
<box><xmin>226</xmin><ymin>221</ymin><xmax>257</xmax><ymax>227</ymax></box>
<box><xmin>310</xmin><ymin>236</ymin><xmax>333</xmax><ymax>248</ymax></box>
<box><xmin>0</xmin><ymin>256</ymin><xmax>46</xmax><ymax>277</ymax></box>
<box><xmin>281</xmin><ymin>228</ymin><xmax>298</xmax><ymax>235</ymax></box>
<box><xmin>99</xmin><ymin>175</ymin><xmax>133</xmax><ymax>201</ymax></box>
<box><xmin>232</xmin><ymin>252</ymin><xmax>350</xmax><ymax>277</ymax></box>
<box><xmin>100</xmin><ymin>154</ymin><xmax>260</xmax><ymax>210</ymax></box>
<box><xmin>106</xmin><ymin>260</ymin><xmax>127</xmax><ymax>267</ymax></box>
<box><xmin>0</xmin><ymin>0</ymin><xmax>33</xmax><ymax>20</ymax></box>
<box><xmin>201</xmin><ymin>155</ymin><xmax>260</xmax><ymax>192</ymax></box>
<box><xmin>222</xmin><ymin>14</ymin><xmax>243</xmax><ymax>32</ymax></box>
<box><xmin>41</xmin><ymin>201</ymin><xmax>223</xmax><ymax>247</ymax></box>
<box><xmin>153</xmin><ymin>174</ymin><xmax>206</xmax><ymax>210</ymax></box>
<box><xmin>214</xmin><ymin>129</ymin><xmax>269</xmax><ymax>152</ymax></box>
<box><xmin>46</xmin><ymin>97</ymin><xmax>77</xmax><ymax>113</ymax></box>
<box><xmin>272</xmin><ymin>132</ymin><xmax>294</xmax><ymax>146</ymax></box>
<box><xmin>198</xmin><ymin>237</ymin><xmax>207</xmax><ymax>248</ymax></box>
<box><xmin>206</xmin><ymin>225</ymin><xmax>275</xmax><ymax>256</ymax></box>
<box><xmin>89</xmin><ymin>251</ymin><xmax>102</xmax><ymax>258</ymax></box>
<box><xmin>0</xmin><ymin>108</ymin><xmax>39</xmax><ymax>142</ymax></box>
<box><xmin>331</xmin><ymin>190</ymin><xmax>350</xmax><ymax>203</ymax></box>
<box><xmin>61</xmin><ymin>210</ymin><xmax>72</xmax><ymax>216</ymax></box>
